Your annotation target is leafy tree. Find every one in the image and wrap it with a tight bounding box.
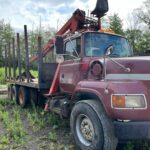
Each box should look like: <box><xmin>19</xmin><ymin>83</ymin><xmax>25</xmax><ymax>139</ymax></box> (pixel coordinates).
<box><xmin>125</xmin><ymin>0</ymin><xmax>150</xmax><ymax>55</ymax></box>
<box><xmin>125</xmin><ymin>29</ymin><xmax>142</xmax><ymax>52</ymax></box>
<box><xmin>108</xmin><ymin>13</ymin><xmax>125</xmax><ymax>35</ymax></box>
<box><xmin>28</xmin><ymin>25</ymin><xmax>56</xmax><ymax>64</ymax></box>
<box><xmin>126</xmin><ymin>28</ymin><xmax>150</xmax><ymax>55</ymax></box>
<box><xmin>136</xmin><ymin>30</ymin><xmax>150</xmax><ymax>51</ymax></box>
<box><xmin>135</xmin><ymin>0</ymin><xmax>150</xmax><ymax>29</ymax></box>
<box><xmin>0</xmin><ymin>20</ymin><xmax>14</xmax><ymax>67</ymax></box>
<box><xmin>125</xmin><ymin>12</ymin><xmax>142</xmax><ymax>53</ymax></box>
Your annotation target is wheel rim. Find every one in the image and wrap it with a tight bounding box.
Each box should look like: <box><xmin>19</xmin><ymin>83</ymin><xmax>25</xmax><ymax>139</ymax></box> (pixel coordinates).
<box><xmin>19</xmin><ymin>90</ymin><xmax>24</xmax><ymax>105</ymax></box>
<box><xmin>76</xmin><ymin>114</ymin><xmax>94</xmax><ymax>146</ymax></box>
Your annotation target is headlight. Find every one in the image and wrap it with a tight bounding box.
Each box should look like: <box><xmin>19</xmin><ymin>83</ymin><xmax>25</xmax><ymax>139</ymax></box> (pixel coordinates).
<box><xmin>112</xmin><ymin>94</ymin><xmax>147</xmax><ymax>109</ymax></box>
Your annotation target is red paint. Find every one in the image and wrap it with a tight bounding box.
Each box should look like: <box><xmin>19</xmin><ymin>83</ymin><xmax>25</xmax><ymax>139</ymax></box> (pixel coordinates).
<box><xmin>48</xmin><ymin>64</ymin><xmax>61</xmax><ymax>95</ymax></box>
<box><xmin>29</xmin><ymin>6</ymin><xmax>150</xmax><ymax>122</ymax></box>
<box><xmin>29</xmin><ymin>9</ymin><xmax>89</xmax><ymax>63</ymax></box>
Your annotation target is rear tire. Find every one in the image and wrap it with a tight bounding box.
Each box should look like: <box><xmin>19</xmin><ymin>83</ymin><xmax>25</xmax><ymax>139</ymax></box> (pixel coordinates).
<box><xmin>8</xmin><ymin>85</ymin><xmax>12</xmax><ymax>100</ymax></box>
<box><xmin>18</xmin><ymin>86</ymin><xmax>29</xmax><ymax>108</ymax></box>
<box><xmin>12</xmin><ymin>85</ymin><xmax>19</xmax><ymax>103</ymax></box>
<box><xmin>8</xmin><ymin>85</ymin><xmax>19</xmax><ymax>103</ymax></box>
<box><xmin>30</xmin><ymin>89</ymin><xmax>38</xmax><ymax>106</ymax></box>
<box><xmin>70</xmin><ymin>100</ymin><xmax>118</xmax><ymax>150</ymax></box>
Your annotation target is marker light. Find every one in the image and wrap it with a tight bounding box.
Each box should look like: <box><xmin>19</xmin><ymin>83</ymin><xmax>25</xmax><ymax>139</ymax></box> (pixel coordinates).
<box><xmin>112</xmin><ymin>95</ymin><xmax>146</xmax><ymax>109</ymax></box>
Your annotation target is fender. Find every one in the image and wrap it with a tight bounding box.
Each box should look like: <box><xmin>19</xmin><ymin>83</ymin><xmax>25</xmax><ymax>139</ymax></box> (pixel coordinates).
<box><xmin>72</xmin><ymin>82</ymin><xmax>111</xmax><ymax>117</ymax></box>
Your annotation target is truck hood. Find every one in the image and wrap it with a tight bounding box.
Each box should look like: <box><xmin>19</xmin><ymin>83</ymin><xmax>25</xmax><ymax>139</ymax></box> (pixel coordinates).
<box><xmin>106</xmin><ymin>56</ymin><xmax>150</xmax><ymax>80</ymax></box>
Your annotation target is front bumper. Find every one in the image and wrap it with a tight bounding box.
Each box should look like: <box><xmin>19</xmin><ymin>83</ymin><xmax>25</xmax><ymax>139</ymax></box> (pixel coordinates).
<box><xmin>114</xmin><ymin>121</ymin><xmax>150</xmax><ymax>140</ymax></box>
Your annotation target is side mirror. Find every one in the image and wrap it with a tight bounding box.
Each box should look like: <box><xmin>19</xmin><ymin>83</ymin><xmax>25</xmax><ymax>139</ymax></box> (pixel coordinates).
<box><xmin>105</xmin><ymin>44</ymin><xmax>114</xmax><ymax>56</ymax></box>
<box><xmin>55</xmin><ymin>36</ymin><xmax>64</xmax><ymax>54</ymax></box>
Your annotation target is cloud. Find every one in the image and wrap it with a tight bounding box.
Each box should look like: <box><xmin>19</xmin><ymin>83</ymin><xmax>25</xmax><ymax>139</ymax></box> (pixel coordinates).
<box><xmin>31</xmin><ymin>0</ymin><xmax>75</xmax><ymax>6</ymax></box>
<box><xmin>57</xmin><ymin>5</ymin><xmax>76</xmax><ymax>14</ymax></box>
<box><xmin>26</xmin><ymin>5</ymin><xmax>47</xmax><ymax>15</ymax></box>
<box><xmin>0</xmin><ymin>0</ymin><xmax>146</xmax><ymax>32</ymax></box>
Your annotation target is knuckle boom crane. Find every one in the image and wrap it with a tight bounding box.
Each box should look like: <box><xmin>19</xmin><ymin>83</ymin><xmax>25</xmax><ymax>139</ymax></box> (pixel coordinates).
<box><xmin>29</xmin><ymin>0</ymin><xmax>108</xmax><ymax>63</ymax></box>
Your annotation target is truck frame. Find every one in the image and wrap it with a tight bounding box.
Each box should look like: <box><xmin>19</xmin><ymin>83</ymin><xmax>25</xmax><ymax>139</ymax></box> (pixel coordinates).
<box><xmin>5</xmin><ymin>0</ymin><xmax>150</xmax><ymax>150</ymax></box>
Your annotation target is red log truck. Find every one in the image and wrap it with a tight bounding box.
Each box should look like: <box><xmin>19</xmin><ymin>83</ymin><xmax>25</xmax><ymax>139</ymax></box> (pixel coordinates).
<box><xmin>6</xmin><ymin>0</ymin><xmax>150</xmax><ymax>149</ymax></box>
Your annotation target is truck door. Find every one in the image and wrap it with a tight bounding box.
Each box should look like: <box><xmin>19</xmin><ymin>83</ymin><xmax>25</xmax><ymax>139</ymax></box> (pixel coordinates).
<box><xmin>60</xmin><ymin>37</ymin><xmax>81</xmax><ymax>93</ymax></box>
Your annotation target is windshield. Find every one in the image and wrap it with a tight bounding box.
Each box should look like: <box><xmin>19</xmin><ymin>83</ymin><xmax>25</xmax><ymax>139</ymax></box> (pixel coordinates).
<box><xmin>84</xmin><ymin>32</ymin><xmax>133</xmax><ymax>57</ymax></box>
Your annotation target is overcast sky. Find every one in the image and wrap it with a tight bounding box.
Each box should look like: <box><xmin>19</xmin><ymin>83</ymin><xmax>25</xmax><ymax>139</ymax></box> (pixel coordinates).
<box><xmin>0</xmin><ymin>0</ymin><xmax>145</xmax><ymax>32</ymax></box>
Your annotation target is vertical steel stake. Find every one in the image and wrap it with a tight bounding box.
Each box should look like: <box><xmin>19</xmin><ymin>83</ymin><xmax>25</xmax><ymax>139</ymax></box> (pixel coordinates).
<box><xmin>24</xmin><ymin>25</ymin><xmax>30</xmax><ymax>83</ymax></box>
<box><xmin>38</xmin><ymin>36</ymin><xmax>43</xmax><ymax>87</ymax></box>
<box><xmin>17</xmin><ymin>33</ymin><xmax>21</xmax><ymax>81</ymax></box>
<box><xmin>5</xmin><ymin>45</ymin><xmax>8</xmax><ymax>79</ymax></box>
<box><xmin>8</xmin><ymin>42</ymin><xmax>11</xmax><ymax>80</ymax></box>
<box><xmin>12</xmin><ymin>38</ymin><xmax>16</xmax><ymax>80</ymax></box>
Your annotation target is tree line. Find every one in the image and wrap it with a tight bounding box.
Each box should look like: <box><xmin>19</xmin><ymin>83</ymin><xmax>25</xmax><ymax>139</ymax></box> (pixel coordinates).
<box><xmin>0</xmin><ymin>20</ymin><xmax>56</xmax><ymax>68</ymax></box>
<box><xmin>0</xmin><ymin>0</ymin><xmax>149</xmax><ymax>67</ymax></box>
<box><xmin>108</xmin><ymin>0</ymin><xmax>150</xmax><ymax>54</ymax></box>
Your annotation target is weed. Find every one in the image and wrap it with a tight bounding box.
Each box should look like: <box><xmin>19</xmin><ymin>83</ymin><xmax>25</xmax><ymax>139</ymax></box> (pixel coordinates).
<box><xmin>0</xmin><ymin>144</ymin><xmax>7</xmax><ymax>150</ymax></box>
<box><xmin>49</xmin><ymin>142</ymin><xmax>56</xmax><ymax>150</ymax></box>
<box><xmin>0</xmin><ymin>99</ymin><xmax>26</xmax><ymax>147</ymax></box>
<box><xmin>27</xmin><ymin>108</ymin><xmax>44</xmax><ymax>132</ymax></box>
<box><xmin>0</xmin><ymin>135</ymin><xmax>9</xmax><ymax>145</ymax></box>
<box><xmin>46</xmin><ymin>113</ymin><xmax>60</xmax><ymax>127</ymax></box>
<box><xmin>37</xmin><ymin>142</ymin><xmax>47</xmax><ymax>150</ymax></box>
<box><xmin>124</xmin><ymin>142</ymin><xmax>134</xmax><ymax>150</ymax></box>
<box><xmin>48</xmin><ymin>131</ymin><xmax>57</xmax><ymax>142</ymax></box>
<box><xmin>0</xmin><ymin>98</ymin><xmax>74</xmax><ymax>149</ymax></box>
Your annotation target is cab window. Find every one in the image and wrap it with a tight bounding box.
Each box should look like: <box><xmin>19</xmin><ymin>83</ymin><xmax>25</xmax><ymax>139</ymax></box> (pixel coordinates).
<box><xmin>64</xmin><ymin>38</ymin><xmax>81</xmax><ymax>60</ymax></box>
<box><xmin>84</xmin><ymin>32</ymin><xmax>132</xmax><ymax>57</ymax></box>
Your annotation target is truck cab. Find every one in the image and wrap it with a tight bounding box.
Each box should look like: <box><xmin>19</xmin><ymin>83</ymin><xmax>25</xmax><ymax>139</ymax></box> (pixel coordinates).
<box><xmin>6</xmin><ymin>0</ymin><xmax>150</xmax><ymax>148</ymax></box>
<box><xmin>59</xmin><ymin>31</ymin><xmax>133</xmax><ymax>93</ymax></box>
<box><xmin>55</xmin><ymin>31</ymin><xmax>150</xmax><ymax>150</ymax></box>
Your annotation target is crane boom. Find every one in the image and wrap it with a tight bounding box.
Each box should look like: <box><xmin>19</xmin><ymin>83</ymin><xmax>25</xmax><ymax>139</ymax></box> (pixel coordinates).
<box><xmin>29</xmin><ymin>9</ymin><xmax>86</xmax><ymax>63</ymax></box>
<box><xmin>29</xmin><ymin>0</ymin><xmax>109</xmax><ymax>64</ymax></box>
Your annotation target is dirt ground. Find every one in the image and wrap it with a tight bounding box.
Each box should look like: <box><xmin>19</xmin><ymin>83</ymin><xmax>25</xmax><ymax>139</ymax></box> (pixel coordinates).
<box><xmin>0</xmin><ymin>94</ymin><xmax>75</xmax><ymax>150</ymax></box>
<box><xmin>0</xmin><ymin>92</ymin><xmax>149</xmax><ymax>150</ymax></box>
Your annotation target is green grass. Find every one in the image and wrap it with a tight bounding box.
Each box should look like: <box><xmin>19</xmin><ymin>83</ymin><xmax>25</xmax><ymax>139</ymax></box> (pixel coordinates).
<box><xmin>0</xmin><ymin>84</ymin><xmax>7</xmax><ymax>89</ymax></box>
<box><xmin>1</xmin><ymin>98</ymin><xmax>150</xmax><ymax>150</ymax></box>
<box><xmin>0</xmin><ymin>99</ymin><xmax>26</xmax><ymax>149</ymax></box>
<box><xmin>0</xmin><ymin>67</ymin><xmax>38</xmax><ymax>84</ymax></box>
<box><xmin>30</xmin><ymin>69</ymin><xmax>38</xmax><ymax>78</ymax></box>
<box><xmin>0</xmin><ymin>67</ymin><xmax>6</xmax><ymax>84</ymax></box>
<box><xmin>0</xmin><ymin>98</ymin><xmax>72</xmax><ymax>149</ymax></box>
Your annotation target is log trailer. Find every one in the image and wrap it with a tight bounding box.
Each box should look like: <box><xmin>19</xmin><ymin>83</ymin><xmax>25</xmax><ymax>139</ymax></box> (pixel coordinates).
<box><xmin>5</xmin><ymin>0</ymin><xmax>150</xmax><ymax>149</ymax></box>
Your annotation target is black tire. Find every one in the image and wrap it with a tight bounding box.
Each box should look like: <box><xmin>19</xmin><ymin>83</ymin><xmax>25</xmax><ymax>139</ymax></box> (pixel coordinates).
<box><xmin>8</xmin><ymin>85</ymin><xmax>12</xmax><ymax>100</ymax></box>
<box><xmin>18</xmin><ymin>86</ymin><xmax>29</xmax><ymax>108</ymax></box>
<box><xmin>8</xmin><ymin>85</ymin><xmax>19</xmax><ymax>104</ymax></box>
<box><xmin>30</xmin><ymin>89</ymin><xmax>38</xmax><ymax>106</ymax></box>
<box><xmin>70</xmin><ymin>100</ymin><xmax>118</xmax><ymax>150</ymax></box>
<box><xmin>13</xmin><ymin>85</ymin><xmax>20</xmax><ymax>105</ymax></box>
<box><xmin>12</xmin><ymin>85</ymin><xmax>19</xmax><ymax>104</ymax></box>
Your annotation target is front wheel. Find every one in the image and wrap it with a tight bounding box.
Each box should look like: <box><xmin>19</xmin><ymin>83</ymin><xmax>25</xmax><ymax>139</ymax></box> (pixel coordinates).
<box><xmin>70</xmin><ymin>100</ymin><xmax>118</xmax><ymax>150</ymax></box>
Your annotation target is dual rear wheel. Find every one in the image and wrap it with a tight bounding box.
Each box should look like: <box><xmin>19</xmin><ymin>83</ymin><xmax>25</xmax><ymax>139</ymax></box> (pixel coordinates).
<box><xmin>18</xmin><ymin>86</ymin><xmax>29</xmax><ymax>107</ymax></box>
<box><xmin>8</xmin><ymin>85</ymin><xmax>38</xmax><ymax>108</ymax></box>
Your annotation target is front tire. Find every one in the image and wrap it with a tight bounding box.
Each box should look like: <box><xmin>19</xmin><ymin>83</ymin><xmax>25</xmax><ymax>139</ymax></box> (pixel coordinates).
<box><xmin>70</xmin><ymin>100</ymin><xmax>118</xmax><ymax>150</ymax></box>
